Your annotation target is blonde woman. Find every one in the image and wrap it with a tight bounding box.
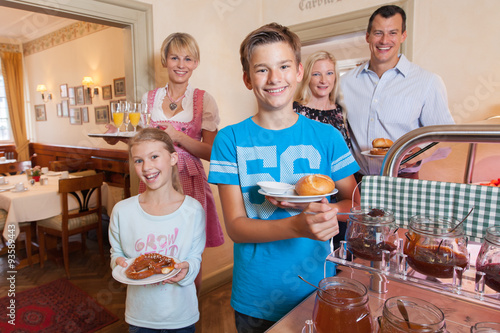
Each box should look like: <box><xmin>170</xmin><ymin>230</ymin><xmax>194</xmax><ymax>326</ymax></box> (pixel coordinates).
<box><xmin>106</xmin><ymin>33</ymin><xmax>224</xmax><ymax>300</ymax></box>
<box><xmin>294</xmin><ymin>50</ymin><xmax>351</xmax><ymax>148</ymax></box>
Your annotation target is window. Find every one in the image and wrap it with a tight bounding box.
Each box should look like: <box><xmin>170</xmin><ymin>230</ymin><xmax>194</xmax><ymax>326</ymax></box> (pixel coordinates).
<box><xmin>0</xmin><ymin>66</ymin><xmax>13</xmax><ymax>141</ymax></box>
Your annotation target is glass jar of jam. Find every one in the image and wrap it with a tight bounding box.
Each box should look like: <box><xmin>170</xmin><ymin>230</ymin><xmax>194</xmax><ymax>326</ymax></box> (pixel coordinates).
<box><xmin>378</xmin><ymin>296</ymin><xmax>447</xmax><ymax>332</ymax></box>
<box><xmin>346</xmin><ymin>207</ymin><xmax>398</xmax><ymax>261</ymax></box>
<box><xmin>313</xmin><ymin>276</ymin><xmax>373</xmax><ymax>333</ymax></box>
<box><xmin>404</xmin><ymin>215</ymin><xmax>468</xmax><ymax>279</ymax></box>
<box><xmin>476</xmin><ymin>226</ymin><xmax>500</xmax><ymax>292</ymax></box>
<box><xmin>471</xmin><ymin>321</ymin><xmax>500</xmax><ymax>332</ymax></box>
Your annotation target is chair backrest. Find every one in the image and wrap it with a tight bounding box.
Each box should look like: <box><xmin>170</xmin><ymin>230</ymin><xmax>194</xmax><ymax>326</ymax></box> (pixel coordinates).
<box><xmin>360</xmin><ymin>175</ymin><xmax>500</xmax><ymax>242</ymax></box>
<box><xmin>58</xmin><ymin>173</ymin><xmax>104</xmax><ymax>219</ymax></box>
<box><xmin>49</xmin><ymin>160</ymin><xmax>94</xmax><ymax>172</ymax></box>
<box><xmin>90</xmin><ymin>156</ymin><xmax>130</xmax><ymax>198</ymax></box>
<box><xmin>0</xmin><ymin>161</ymin><xmax>32</xmax><ymax>176</ymax></box>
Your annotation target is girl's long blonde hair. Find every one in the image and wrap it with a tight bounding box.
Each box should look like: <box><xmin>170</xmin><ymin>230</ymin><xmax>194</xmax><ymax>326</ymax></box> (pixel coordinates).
<box><xmin>295</xmin><ymin>50</ymin><xmax>340</xmax><ymax>106</ymax></box>
<box><xmin>128</xmin><ymin>128</ymin><xmax>183</xmax><ymax>194</ymax></box>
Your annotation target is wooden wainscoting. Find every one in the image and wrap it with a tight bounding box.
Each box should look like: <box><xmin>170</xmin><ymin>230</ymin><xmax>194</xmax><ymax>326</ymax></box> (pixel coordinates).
<box><xmin>29</xmin><ymin>143</ymin><xmax>130</xmax><ymax>197</ymax></box>
<box><xmin>0</xmin><ymin>144</ymin><xmax>17</xmax><ymax>160</ymax></box>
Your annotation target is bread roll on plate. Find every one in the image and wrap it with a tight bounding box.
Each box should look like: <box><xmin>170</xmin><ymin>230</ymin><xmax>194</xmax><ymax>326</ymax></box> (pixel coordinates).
<box><xmin>370</xmin><ymin>138</ymin><xmax>393</xmax><ymax>156</ymax></box>
<box><xmin>295</xmin><ymin>174</ymin><xmax>335</xmax><ymax>196</ymax></box>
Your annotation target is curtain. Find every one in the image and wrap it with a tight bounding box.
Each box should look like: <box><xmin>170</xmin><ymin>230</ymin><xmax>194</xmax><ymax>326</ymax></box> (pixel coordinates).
<box><xmin>0</xmin><ymin>51</ymin><xmax>29</xmax><ymax>161</ymax></box>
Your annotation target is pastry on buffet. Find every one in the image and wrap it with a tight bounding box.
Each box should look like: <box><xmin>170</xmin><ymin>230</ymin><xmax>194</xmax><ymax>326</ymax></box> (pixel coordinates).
<box><xmin>125</xmin><ymin>253</ymin><xmax>176</xmax><ymax>280</ymax></box>
<box><xmin>370</xmin><ymin>138</ymin><xmax>393</xmax><ymax>155</ymax></box>
<box><xmin>295</xmin><ymin>174</ymin><xmax>335</xmax><ymax>196</ymax></box>
<box><xmin>479</xmin><ymin>178</ymin><xmax>500</xmax><ymax>187</ymax></box>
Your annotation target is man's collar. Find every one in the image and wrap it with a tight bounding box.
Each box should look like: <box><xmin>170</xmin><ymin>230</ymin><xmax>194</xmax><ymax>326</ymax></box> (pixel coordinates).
<box><xmin>394</xmin><ymin>54</ymin><xmax>410</xmax><ymax>77</ymax></box>
<box><xmin>359</xmin><ymin>54</ymin><xmax>410</xmax><ymax>77</ymax></box>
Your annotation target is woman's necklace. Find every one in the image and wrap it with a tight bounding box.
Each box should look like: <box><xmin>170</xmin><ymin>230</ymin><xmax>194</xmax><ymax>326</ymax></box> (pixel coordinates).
<box><xmin>166</xmin><ymin>87</ymin><xmax>185</xmax><ymax>111</ymax></box>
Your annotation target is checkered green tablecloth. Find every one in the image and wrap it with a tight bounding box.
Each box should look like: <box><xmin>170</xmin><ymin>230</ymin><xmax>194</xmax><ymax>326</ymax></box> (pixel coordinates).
<box><xmin>360</xmin><ymin>176</ymin><xmax>500</xmax><ymax>242</ymax></box>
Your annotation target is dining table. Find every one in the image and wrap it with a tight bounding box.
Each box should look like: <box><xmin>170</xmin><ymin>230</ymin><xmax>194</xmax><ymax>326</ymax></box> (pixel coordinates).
<box><xmin>1</xmin><ymin>172</ymin><xmax>117</xmax><ymax>241</ymax></box>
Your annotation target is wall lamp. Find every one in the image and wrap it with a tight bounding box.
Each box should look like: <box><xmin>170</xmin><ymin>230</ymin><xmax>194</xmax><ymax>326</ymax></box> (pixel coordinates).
<box><xmin>36</xmin><ymin>84</ymin><xmax>52</xmax><ymax>102</ymax></box>
<box><xmin>82</xmin><ymin>76</ymin><xmax>99</xmax><ymax>97</ymax></box>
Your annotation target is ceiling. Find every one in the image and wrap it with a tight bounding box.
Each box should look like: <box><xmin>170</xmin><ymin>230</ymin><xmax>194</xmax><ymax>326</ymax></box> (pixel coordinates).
<box><xmin>0</xmin><ymin>6</ymin><xmax>78</xmax><ymax>43</ymax></box>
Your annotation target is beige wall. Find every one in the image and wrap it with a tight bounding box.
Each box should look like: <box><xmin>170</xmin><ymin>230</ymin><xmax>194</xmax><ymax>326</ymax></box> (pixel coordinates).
<box><xmin>23</xmin><ymin>0</ymin><xmax>499</xmax><ymax>288</ymax></box>
<box><xmin>25</xmin><ymin>26</ymin><xmax>128</xmax><ymax>150</ymax></box>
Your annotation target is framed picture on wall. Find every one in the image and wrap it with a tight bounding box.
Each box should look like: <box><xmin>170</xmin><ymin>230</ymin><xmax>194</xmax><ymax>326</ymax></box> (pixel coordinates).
<box><xmin>62</xmin><ymin>100</ymin><xmax>69</xmax><ymax>117</ymax></box>
<box><xmin>94</xmin><ymin>105</ymin><xmax>109</xmax><ymax>124</ymax></box>
<box><xmin>69</xmin><ymin>107</ymin><xmax>82</xmax><ymax>125</ymax></box>
<box><xmin>113</xmin><ymin>77</ymin><xmax>126</xmax><ymax>97</ymax></box>
<box><xmin>68</xmin><ymin>87</ymin><xmax>76</xmax><ymax>105</ymax></box>
<box><xmin>35</xmin><ymin>104</ymin><xmax>46</xmax><ymax>121</ymax></box>
<box><xmin>57</xmin><ymin>103</ymin><xmax>63</xmax><ymax>117</ymax></box>
<box><xmin>82</xmin><ymin>106</ymin><xmax>89</xmax><ymax>123</ymax></box>
<box><xmin>75</xmin><ymin>86</ymin><xmax>85</xmax><ymax>105</ymax></box>
<box><xmin>83</xmin><ymin>87</ymin><xmax>92</xmax><ymax>105</ymax></box>
<box><xmin>102</xmin><ymin>85</ymin><xmax>112</xmax><ymax>100</ymax></box>
<box><xmin>60</xmin><ymin>84</ymin><xmax>68</xmax><ymax>98</ymax></box>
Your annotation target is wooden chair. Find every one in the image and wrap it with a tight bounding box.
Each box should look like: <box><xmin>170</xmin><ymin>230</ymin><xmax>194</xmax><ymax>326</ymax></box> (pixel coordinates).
<box><xmin>37</xmin><ymin>173</ymin><xmax>105</xmax><ymax>278</ymax></box>
<box><xmin>91</xmin><ymin>156</ymin><xmax>130</xmax><ymax>198</ymax></box>
<box><xmin>49</xmin><ymin>160</ymin><xmax>70</xmax><ymax>172</ymax></box>
<box><xmin>0</xmin><ymin>161</ymin><xmax>32</xmax><ymax>176</ymax></box>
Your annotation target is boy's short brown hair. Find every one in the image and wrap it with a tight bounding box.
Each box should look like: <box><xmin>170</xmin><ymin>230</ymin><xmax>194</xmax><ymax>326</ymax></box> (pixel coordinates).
<box><xmin>239</xmin><ymin>22</ymin><xmax>301</xmax><ymax>75</ymax></box>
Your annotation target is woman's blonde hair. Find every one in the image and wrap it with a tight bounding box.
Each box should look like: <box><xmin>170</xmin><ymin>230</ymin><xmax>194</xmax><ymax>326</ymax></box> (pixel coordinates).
<box><xmin>295</xmin><ymin>50</ymin><xmax>340</xmax><ymax>106</ymax></box>
<box><xmin>128</xmin><ymin>128</ymin><xmax>183</xmax><ymax>194</ymax></box>
<box><xmin>160</xmin><ymin>32</ymin><xmax>200</xmax><ymax>67</ymax></box>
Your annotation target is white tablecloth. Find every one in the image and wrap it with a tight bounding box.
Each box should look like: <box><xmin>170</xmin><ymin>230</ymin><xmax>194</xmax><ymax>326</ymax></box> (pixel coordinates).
<box><xmin>0</xmin><ymin>159</ymin><xmax>17</xmax><ymax>164</ymax></box>
<box><xmin>1</xmin><ymin>174</ymin><xmax>117</xmax><ymax>241</ymax></box>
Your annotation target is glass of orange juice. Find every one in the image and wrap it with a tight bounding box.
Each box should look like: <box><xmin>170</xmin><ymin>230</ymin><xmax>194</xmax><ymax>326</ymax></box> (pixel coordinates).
<box><xmin>129</xmin><ymin>103</ymin><xmax>141</xmax><ymax>132</ymax></box>
<box><xmin>111</xmin><ymin>101</ymin><xmax>124</xmax><ymax>133</ymax></box>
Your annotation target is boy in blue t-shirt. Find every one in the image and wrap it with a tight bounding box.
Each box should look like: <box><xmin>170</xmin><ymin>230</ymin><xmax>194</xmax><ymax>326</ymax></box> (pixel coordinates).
<box><xmin>208</xmin><ymin>23</ymin><xmax>360</xmax><ymax>332</ymax></box>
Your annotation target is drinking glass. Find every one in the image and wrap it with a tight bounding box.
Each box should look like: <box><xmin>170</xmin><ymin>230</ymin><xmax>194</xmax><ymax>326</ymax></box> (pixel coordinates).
<box><xmin>111</xmin><ymin>101</ymin><xmax>124</xmax><ymax>133</ymax></box>
<box><xmin>140</xmin><ymin>104</ymin><xmax>151</xmax><ymax>128</ymax></box>
<box><xmin>129</xmin><ymin>103</ymin><xmax>141</xmax><ymax>132</ymax></box>
<box><xmin>122</xmin><ymin>101</ymin><xmax>130</xmax><ymax>132</ymax></box>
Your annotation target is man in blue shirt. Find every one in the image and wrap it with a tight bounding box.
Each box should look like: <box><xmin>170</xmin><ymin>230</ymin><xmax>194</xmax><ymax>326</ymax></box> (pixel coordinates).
<box><xmin>341</xmin><ymin>5</ymin><xmax>455</xmax><ymax>178</ymax></box>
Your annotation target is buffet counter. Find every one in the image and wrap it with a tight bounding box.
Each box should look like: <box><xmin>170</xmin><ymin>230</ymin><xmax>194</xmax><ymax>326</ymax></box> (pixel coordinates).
<box><xmin>266</xmin><ymin>266</ymin><xmax>499</xmax><ymax>332</ymax></box>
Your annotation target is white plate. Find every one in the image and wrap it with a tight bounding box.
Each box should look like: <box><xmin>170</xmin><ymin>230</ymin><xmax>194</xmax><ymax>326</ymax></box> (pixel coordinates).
<box><xmin>0</xmin><ymin>185</ymin><xmax>15</xmax><ymax>192</ymax></box>
<box><xmin>361</xmin><ymin>150</ymin><xmax>386</xmax><ymax>158</ymax></box>
<box><xmin>46</xmin><ymin>171</ymin><xmax>62</xmax><ymax>176</ymax></box>
<box><xmin>11</xmin><ymin>187</ymin><xmax>29</xmax><ymax>193</ymax></box>
<box><xmin>112</xmin><ymin>256</ymin><xmax>181</xmax><ymax>285</ymax></box>
<box><xmin>258</xmin><ymin>188</ymin><xmax>338</xmax><ymax>203</ymax></box>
